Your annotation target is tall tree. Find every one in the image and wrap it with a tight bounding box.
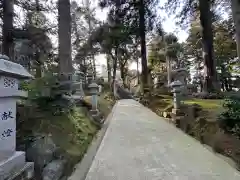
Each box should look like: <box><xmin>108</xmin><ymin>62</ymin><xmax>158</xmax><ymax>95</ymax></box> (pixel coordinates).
<box><xmin>71</xmin><ymin>0</ymin><xmax>100</xmax><ymax>83</ymax></box>
<box><xmin>165</xmin><ymin>0</ymin><xmax>219</xmax><ymax>92</ymax></box>
<box><xmin>214</xmin><ymin>19</ymin><xmax>238</xmax><ymax>91</ymax></box>
<box><xmin>86</xmin><ymin>0</ymin><xmax>96</xmax><ymax>78</ymax></box>
<box><xmin>98</xmin><ymin>0</ymin><xmax>158</xmax><ymax>92</ymax></box>
<box><xmin>184</xmin><ymin>15</ymin><xmax>239</xmax><ymax>92</ymax></box>
<box><xmin>2</xmin><ymin>0</ymin><xmax>14</xmax><ymax>59</ymax></box>
<box><xmin>58</xmin><ymin>0</ymin><xmax>72</xmax><ymax>75</ymax></box>
<box><xmin>231</xmin><ymin>0</ymin><xmax>240</xmax><ymax>61</ymax></box>
<box><xmin>199</xmin><ymin>0</ymin><xmax>218</xmax><ymax>92</ymax></box>
<box><xmin>106</xmin><ymin>54</ymin><xmax>112</xmax><ymax>83</ymax></box>
<box><xmin>148</xmin><ymin>31</ymin><xmax>182</xmax><ymax>86</ymax></box>
<box><xmin>184</xmin><ymin>19</ymin><xmax>204</xmax><ymax>90</ymax></box>
<box><xmin>138</xmin><ymin>0</ymin><xmax>148</xmax><ymax>92</ymax></box>
<box><xmin>165</xmin><ymin>33</ymin><xmax>181</xmax><ymax>86</ymax></box>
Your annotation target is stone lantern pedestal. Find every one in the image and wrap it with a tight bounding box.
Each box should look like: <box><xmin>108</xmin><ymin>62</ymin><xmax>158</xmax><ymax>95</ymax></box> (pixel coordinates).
<box><xmin>88</xmin><ymin>81</ymin><xmax>102</xmax><ymax>123</ymax></box>
<box><xmin>170</xmin><ymin>80</ymin><xmax>184</xmax><ymax>127</ymax></box>
<box><xmin>89</xmin><ymin>82</ymin><xmax>99</xmax><ymax>113</ymax></box>
<box><xmin>87</xmin><ymin>73</ymin><xmax>93</xmax><ymax>86</ymax></box>
<box><xmin>75</xmin><ymin>71</ymin><xmax>85</xmax><ymax>98</ymax></box>
<box><xmin>0</xmin><ymin>55</ymin><xmax>34</xmax><ymax>179</ymax></box>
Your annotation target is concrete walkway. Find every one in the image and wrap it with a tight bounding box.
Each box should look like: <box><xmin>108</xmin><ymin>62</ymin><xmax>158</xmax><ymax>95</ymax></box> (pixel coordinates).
<box><xmin>85</xmin><ymin>99</ymin><xmax>240</xmax><ymax>180</ymax></box>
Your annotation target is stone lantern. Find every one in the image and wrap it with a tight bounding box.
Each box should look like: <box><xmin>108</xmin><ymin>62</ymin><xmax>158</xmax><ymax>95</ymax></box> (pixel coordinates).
<box><xmin>87</xmin><ymin>72</ymin><xmax>93</xmax><ymax>85</ymax></box>
<box><xmin>88</xmin><ymin>81</ymin><xmax>99</xmax><ymax>113</ymax></box>
<box><xmin>171</xmin><ymin>80</ymin><xmax>183</xmax><ymax>110</ymax></box>
<box><xmin>88</xmin><ymin>81</ymin><xmax>103</xmax><ymax>124</ymax></box>
<box><xmin>0</xmin><ymin>54</ymin><xmax>34</xmax><ymax>179</ymax></box>
<box><xmin>170</xmin><ymin>80</ymin><xmax>184</xmax><ymax>126</ymax></box>
<box><xmin>74</xmin><ymin>71</ymin><xmax>85</xmax><ymax>98</ymax></box>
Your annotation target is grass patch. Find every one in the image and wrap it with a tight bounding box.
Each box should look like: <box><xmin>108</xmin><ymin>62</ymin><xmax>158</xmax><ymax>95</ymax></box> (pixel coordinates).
<box><xmin>147</xmin><ymin>94</ymin><xmax>173</xmax><ymax>115</ymax></box>
<box><xmin>183</xmin><ymin>98</ymin><xmax>224</xmax><ymax>122</ymax></box>
<box><xmin>183</xmin><ymin>98</ymin><xmax>223</xmax><ymax>110</ymax></box>
<box><xmin>98</xmin><ymin>92</ymin><xmax>115</xmax><ymax>118</ymax></box>
<box><xmin>147</xmin><ymin>95</ymin><xmax>223</xmax><ymax>114</ymax></box>
<box><xmin>40</xmin><ymin>108</ymin><xmax>97</xmax><ymax>155</ymax></box>
<box><xmin>146</xmin><ymin>95</ymin><xmax>224</xmax><ymax>121</ymax></box>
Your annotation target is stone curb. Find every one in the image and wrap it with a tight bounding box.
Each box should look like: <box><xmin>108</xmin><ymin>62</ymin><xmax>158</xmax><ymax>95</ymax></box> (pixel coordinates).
<box><xmin>67</xmin><ymin>101</ymin><xmax>118</xmax><ymax>180</ymax></box>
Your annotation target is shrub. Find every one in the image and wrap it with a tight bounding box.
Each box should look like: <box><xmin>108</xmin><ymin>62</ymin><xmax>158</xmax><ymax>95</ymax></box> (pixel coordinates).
<box><xmin>218</xmin><ymin>95</ymin><xmax>240</xmax><ymax>137</ymax></box>
<box><xmin>19</xmin><ymin>73</ymin><xmax>75</xmax><ymax>115</ymax></box>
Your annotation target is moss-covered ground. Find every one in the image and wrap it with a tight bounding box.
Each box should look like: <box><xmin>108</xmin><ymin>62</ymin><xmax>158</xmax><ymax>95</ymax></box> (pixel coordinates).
<box><xmin>17</xmin><ymin>105</ymin><xmax>98</xmax><ymax>177</ymax></box>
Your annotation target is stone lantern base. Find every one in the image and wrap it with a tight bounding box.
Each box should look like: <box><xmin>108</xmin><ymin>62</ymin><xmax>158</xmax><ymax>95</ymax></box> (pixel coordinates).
<box><xmin>89</xmin><ymin>109</ymin><xmax>99</xmax><ymax>115</ymax></box>
<box><xmin>171</xmin><ymin>108</ymin><xmax>182</xmax><ymax>115</ymax></box>
<box><xmin>89</xmin><ymin>109</ymin><xmax>104</xmax><ymax>124</ymax></box>
<box><xmin>171</xmin><ymin>108</ymin><xmax>185</xmax><ymax>128</ymax></box>
<box><xmin>0</xmin><ymin>151</ymin><xmax>34</xmax><ymax>179</ymax></box>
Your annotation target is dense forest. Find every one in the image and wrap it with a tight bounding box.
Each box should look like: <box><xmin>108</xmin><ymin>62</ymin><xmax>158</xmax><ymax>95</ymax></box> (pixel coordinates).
<box><xmin>1</xmin><ymin>0</ymin><xmax>239</xmax><ymax>93</ymax></box>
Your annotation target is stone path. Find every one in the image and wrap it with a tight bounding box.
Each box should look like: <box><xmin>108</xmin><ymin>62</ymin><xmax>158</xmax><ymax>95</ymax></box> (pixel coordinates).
<box><xmin>85</xmin><ymin>99</ymin><xmax>240</xmax><ymax>180</ymax></box>
<box><xmin>113</xmin><ymin>81</ymin><xmax>134</xmax><ymax>99</ymax></box>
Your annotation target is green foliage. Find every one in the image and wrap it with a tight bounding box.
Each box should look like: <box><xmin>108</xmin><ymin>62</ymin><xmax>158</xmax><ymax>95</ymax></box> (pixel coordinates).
<box><xmin>184</xmin><ymin>16</ymin><xmax>239</xmax><ymax>91</ymax></box>
<box><xmin>20</xmin><ymin>74</ymin><xmax>57</xmax><ymax>98</ymax></box>
<box><xmin>20</xmin><ymin>73</ymin><xmax>75</xmax><ymax>115</ymax></box>
<box><xmin>148</xmin><ymin>32</ymin><xmax>187</xmax><ymax>76</ymax></box>
<box><xmin>148</xmin><ymin>36</ymin><xmax>165</xmax><ymax>66</ymax></box>
<box><xmin>214</xmin><ymin>20</ymin><xmax>237</xmax><ymax>90</ymax></box>
<box><xmin>218</xmin><ymin>95</ymin><xmax>240</xmax><ymax>137</ymax></box>
<box><xmin>184</xmin><ymin>98</ymin><xmax>222</xmax><ymax>109</ymax></box>
<box><xmin>16</xmin><ymin>103</ymin><xmax>98</xmax><ymax>176</ymax></box>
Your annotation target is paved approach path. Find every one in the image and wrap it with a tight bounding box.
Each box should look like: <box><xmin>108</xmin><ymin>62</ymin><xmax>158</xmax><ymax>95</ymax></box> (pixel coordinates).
<box><xmin>85</xmin><ymin>99</ymin><xmax>240</xmax><ymax>180</ymax></box>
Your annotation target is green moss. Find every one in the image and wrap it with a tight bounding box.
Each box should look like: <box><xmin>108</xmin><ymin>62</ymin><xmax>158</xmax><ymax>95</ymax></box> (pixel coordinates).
<box><xmin>98</xmin><ymin>93</ymin><xmax>115</xmax><ymax>117</ymax></box>
<box><xmin>17</xmin><ymin>106</ymin><xmax>98</xmax><ymax>177</ymax></box>
<box><xmin>183</xmin><ymin>99</ymin><xmax>223</xmax><ymax>110</ymax></box>
<box><xmin>148</xmin><ymin>95</ymin><xmax>223</xmax><ymax>114</ymax></box>
<box><xmin>37</xmin><ymin>108</ymin><xmax>97</xmax><ymax>156</ymax></box>
<box><xmin>147</xmin><ymin>95</ymin><xmax>173</xmax><ymax>115</ymax></box>
<box><xmin>147</xmin><ymin>95</ymin><xmax>224</xmax><ymax>122</ymax></box>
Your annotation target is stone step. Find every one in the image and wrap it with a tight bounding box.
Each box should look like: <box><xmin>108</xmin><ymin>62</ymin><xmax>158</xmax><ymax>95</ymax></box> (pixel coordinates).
<box><xmin>0</xmin><ymin>151</ymin><xmax>15</xmax><ymax>162</ymax></box>
<box><xmin>6</xmin><ymin>162</ymin><xmax>34</xmax><ymax>180</ymax></box>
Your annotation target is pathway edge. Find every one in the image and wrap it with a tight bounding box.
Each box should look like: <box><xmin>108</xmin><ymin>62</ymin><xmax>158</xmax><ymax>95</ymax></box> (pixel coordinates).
<box><xmin>67</xmin><ymin>101</ymin><xmax>119</xmax><ymax>180</ymax></box>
